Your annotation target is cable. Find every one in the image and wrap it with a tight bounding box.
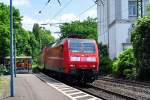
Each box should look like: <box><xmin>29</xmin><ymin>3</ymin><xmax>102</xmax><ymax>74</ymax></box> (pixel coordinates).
<box><xmin>38</xmin><ymin>0</ymin><xmax>61</xmax><ymax>14</ymax></box>
<box><xmin>78</xmin><ymin>3</ymin><xmax>96</xmax><ymax>17</ymax></box>
<box><xmin>51</xmin><ymin>0</ymin><xmax>73</xmax><ymax>19</ymax></box>
<box><xmin>38</xmin><ymin>0</ymin><xmax>52</xmax><ymax>14</ymax></box>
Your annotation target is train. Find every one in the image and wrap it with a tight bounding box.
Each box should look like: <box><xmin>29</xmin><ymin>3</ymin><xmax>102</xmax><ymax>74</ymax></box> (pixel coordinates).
<box><xmin>41</xmin><ymin>36</ymin><xmax>99</xmax><ymax>83</ymax></box>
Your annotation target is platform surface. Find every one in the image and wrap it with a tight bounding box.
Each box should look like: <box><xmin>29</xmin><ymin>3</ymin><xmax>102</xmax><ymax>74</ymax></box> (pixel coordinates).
<box><xmin>1</xmin><ymin>74</ymin><xmax>101</xmax><ymax>100</ymax></box>
<box><xmin>2</xmin><ymin>74</ymin><xmax>71</xmax><ymax>100</ymax></box>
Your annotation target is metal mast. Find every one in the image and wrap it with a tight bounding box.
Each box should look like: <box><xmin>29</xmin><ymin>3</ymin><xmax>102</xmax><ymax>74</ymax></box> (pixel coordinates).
<box><xmin>10</xmin><ymin>0</ymin><xmax>14</xmax><ymax>97</ymax></box>
<box><xmin>137</xmin><ymin>0</ymin><xmax>143</xmax><ymax>17</ymax></box>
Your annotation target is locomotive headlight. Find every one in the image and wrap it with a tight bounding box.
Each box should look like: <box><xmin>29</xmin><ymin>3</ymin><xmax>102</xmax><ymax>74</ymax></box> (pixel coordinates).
<box><xmin>87</xmin><ymin>57</ymin><xmax>96</xmax><ymax>62</ymax></box>
<box><xmin>92</xmin><ymin>65</ymin><xmax>96</xmax><ymax>68</ymax></box>
<box><xmin>70</xmin><ymin>57</ymin><xmax>80</xmax><ymax>61</ymax></box>
<box><xmin>70</xmin><ymin>64</ymin><xmax>75</xmax><ymax>67</ymax></box>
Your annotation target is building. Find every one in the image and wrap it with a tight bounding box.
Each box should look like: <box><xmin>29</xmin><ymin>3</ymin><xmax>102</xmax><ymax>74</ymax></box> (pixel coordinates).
<box><xmin>97</xmin><ymin>0</ymin><xmax>150</xmax><ymax>59</ymax></box>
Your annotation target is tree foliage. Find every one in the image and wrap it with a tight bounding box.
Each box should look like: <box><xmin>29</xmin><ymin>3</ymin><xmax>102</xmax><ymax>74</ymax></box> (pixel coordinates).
<box><xmin>99</xmin><ymin>43</ymin><xmax>111</xmax><ymax>75</ymax></box>
<box><xmin>32</xmin><ymin>24</ymin><xmax>55</xmax><ymax>63</ymax></box>
<box><xmin>0</xmin><ymin>3</ymin><xmax>22</xmax><ymax>64</ymax></box>
<box><xmin>0</xmin><ymin>3</ymin><xmax>54</xmax><ymax>65</ymax></box>
<box><xmin>112</xmin><ymin>48</ymin><xmax>136</xmax><ymax>79</ymax></box>
<box><xmin>60</xmin><ymin>17</ymin><xmax>97</xmax><ymax>40</ymax></box>
<box><xmin>131</xmin><ymin>16</ymin><xmax>150</xmax><ymax>80</ymax></box>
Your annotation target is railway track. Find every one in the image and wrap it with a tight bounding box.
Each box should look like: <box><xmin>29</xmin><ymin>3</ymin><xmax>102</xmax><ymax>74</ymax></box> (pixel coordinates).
<box><xmin>42</xmin><ymin>71</ymin><xmax>150</xmax><ymax>100</ymax></box>
<box><xmin>98</xmin><ymin>77</ymin><xmax>150</xmax><ymax>89</ymax></box>
<box><xmin>75</xmin><ymin>84</ymin><xmax>136</xmax><ymax>100</ymax></box>
<box><xmin>93</xmin><ymin>77</ymin><xmax>150</xmax><ymax>100</ymax></box>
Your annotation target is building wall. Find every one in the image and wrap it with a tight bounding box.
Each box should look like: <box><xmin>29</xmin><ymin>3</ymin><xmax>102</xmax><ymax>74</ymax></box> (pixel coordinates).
<box><xmin>108</xmin><ymin>22</ymin><xmax>131</xmax><ymax>59</ymax></box>
<box><xmin>109</xmin><ymin>24</ymin><xmax>116</xmax><ymax>59</ymax></box>
<box><xmin>121</xmin><ymin>0</ymin><xmax>128</xmax><ymax>19</ymax></box>
<box><xmin>98</xmin><ymin>0</ymin><xmax>108</xmax><ymax>45</ymax></box>
<box><xmin>98</xmin><ymin>0</ymin><xmax>150</xmax><ymax>59</ymax></box>
<box><xmin>109</xmin><ymin>0</ymin><xmax>116</xmax><ymax>23</ymax></box>
<box><xmin>115</xmin><ymin>22</ymin><xmax>131</xmax><ymax>57</ymax></box>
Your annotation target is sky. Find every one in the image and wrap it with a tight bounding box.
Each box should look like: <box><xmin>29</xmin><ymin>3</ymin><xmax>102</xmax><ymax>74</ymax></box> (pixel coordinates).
<box><xmin>0</xmin><ymin>0</ymin><xmax>97</xmax><ymax>38</ymax></box>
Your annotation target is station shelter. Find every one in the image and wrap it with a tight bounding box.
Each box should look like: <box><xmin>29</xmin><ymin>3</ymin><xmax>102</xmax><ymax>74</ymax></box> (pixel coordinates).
<box><xmin>5</xmin><ymin>56</ymin><xmax>32</xmax><ymax>72</ymax></box>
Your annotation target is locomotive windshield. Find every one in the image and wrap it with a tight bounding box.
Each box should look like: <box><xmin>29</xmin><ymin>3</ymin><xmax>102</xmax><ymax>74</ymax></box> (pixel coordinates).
<box><xmin>69</xmin><ymin>40</ymin><xmax>96</xmax><ymax>53</ymax></box>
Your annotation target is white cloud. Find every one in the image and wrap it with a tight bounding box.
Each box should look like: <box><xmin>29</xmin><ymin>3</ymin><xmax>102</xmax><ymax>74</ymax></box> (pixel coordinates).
<box><xmin>22</xmin><ymin>13</ymin><xmax>80</xmax><ymax>39</ymax></box>
<box><xmin>13</xmin><ymin>0</ymin><xmax>30</xmax><ymax>6</ymax></box>
<box><xmin>22</xmin><ymin>16</ymin><xmax>61</xmax><ymax>39</ymax></box>
<box><xmin>21</xmin><ymin>10</ymin><xmax>97</xmax><ymax>39</ymax></box>
<box><xmin>22</xmin><ymin>16</ymin><xmax>36</xmax><ymax>31</ymax></box>
<box><xmin>0</xmin><ymin>0</ymin><xmax>30</xmax><ymax>6</ymax></box>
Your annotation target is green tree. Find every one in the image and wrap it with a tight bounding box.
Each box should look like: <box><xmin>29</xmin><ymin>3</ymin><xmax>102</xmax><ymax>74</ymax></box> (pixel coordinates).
<box><xmin>0</xmin><ymin>3</ymin><xmax>54</xmax><ymax>65</ymax></box>
<box><xmin>99</xmin><ymin>43</ymin><xmax>111</xmax><ymax>75</ymax></box>
<box><xmin>60</xmin><ymin>17</ymin><xmax>97</xmax><ymax>40</ymax></box>
<box><xmin>0</xmin><ymin>3</ymin><xmax>22</xmax><ymax>64</ymax></box>
<box><xmin>131</xmin><ymin>16</ymin><xmax>150</xmax><ymax>80</ymax></box>
<box><xmin>15</xmin><ymin>28</ymin><xmax>32</xmax><ymax>56</ymax></box>
<box><xmin>32</xmin><ymin>24</ymin><xmax>55</xmax><ymax>63</ymax></box>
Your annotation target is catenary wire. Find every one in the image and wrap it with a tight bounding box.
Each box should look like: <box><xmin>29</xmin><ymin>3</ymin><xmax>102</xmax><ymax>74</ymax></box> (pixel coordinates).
<box><xmin>51</xmin><ymin>0</ymin><xmax>73</xmax><ymax>19</ymax></box>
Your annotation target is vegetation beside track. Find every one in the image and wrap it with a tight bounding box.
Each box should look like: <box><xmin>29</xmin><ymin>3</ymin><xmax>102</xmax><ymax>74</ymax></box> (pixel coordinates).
<box><xmin>0</xmin><ymin>2</ymin><xmax>54</xmax><ymax>66</ymax></box>
<box><xmin>131</xmin><ymin>13</ymin><xmax>150</xmax><ymax>80</ymax></box>
<box><xmin>111</xmin><ymin>48</ymin><xmax>136</xmax><ymax>79</ymax></box>
<box><xmin>109</xmin><ymin>6</ymin><xmax>150</xmax><ymax>80</ymax></box>
<box><xmin>32</xmin><ymin>64</ymin><xmax>43</xmax><ymax>73</ymax></box>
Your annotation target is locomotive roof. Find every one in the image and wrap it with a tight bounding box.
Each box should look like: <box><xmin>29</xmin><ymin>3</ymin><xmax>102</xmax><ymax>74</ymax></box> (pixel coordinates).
<box><xmin>67</xmin><ymin>38</ymin><xmax>96</xmax><ymax>42</ymax></box>
<box><xmin>46</xmin><ymin>38</ymin><xmax>96</xmax><ymax>48</ymax></box>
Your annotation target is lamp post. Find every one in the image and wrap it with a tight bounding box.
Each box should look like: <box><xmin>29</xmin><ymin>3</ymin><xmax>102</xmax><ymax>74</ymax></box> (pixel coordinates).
<box><xmin>10</xmin><ymin>0</ymin><xmax>14</xmax><ymax>97</ymax></box>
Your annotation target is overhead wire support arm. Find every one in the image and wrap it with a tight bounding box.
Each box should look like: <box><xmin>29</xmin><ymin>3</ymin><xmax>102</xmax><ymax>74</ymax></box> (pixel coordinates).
<box><xmin>38</xmin><ymin>0</ymin><xmax>61</xmax><ymax>14</ymax></box>
<box><xmin>95</xmin><ymin>0</ymin><xmax>104</xmax><ymax>6</ymax></box>
<box><xmin>40</xmin><ymin>22</ymin><xmax>64</xmax><ymax>26</ymax></box>
<box><xmin>100</xmin><ymin>0</ymin><xmax>104</xmax><ymax>6</ymax></box>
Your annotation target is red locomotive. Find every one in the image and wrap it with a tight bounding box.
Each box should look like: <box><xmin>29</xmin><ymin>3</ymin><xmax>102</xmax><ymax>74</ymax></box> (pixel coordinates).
<box><xmin>41</xmin><ymin>37</ymin><xmax>99</xmax><ymax>83</ymax></box>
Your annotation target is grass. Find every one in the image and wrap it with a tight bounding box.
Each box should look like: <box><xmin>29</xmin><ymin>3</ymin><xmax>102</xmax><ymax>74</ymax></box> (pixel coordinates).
<box><xmin>32</xmin><ymin>64</ymin><xmax>43</xmax><ymax>73</ymax></box>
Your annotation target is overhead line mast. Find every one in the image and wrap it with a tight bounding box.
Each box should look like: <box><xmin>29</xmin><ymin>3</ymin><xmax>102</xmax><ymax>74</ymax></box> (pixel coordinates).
<box><xmin>137</xmin><ymin>0</ymin><xmax>143</xmax><ymax>17</ymax></box>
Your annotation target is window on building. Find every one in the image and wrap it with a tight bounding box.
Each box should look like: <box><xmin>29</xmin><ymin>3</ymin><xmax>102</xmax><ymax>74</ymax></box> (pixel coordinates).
<box><xmin>128</xmin><ymin>1</ymin><xmax>137</xmax><ymax>17</ymax></box>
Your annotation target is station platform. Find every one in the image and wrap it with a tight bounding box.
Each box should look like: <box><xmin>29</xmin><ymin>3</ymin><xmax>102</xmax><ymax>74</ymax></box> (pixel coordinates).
<box><xmin>1</xmin><ymin>73</ymin><xmax>101</xmax><ymax>100</ymax></box>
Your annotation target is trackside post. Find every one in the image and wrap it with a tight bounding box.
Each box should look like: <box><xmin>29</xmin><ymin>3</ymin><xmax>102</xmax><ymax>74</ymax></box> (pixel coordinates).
<box><xmin>10</xmin><ymin>0</ymin><xmax>15</xmax><ymax>97</ymax></box>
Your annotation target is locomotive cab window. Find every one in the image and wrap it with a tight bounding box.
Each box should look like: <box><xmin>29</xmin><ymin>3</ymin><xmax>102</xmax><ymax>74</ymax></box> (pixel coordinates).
<box><xmin>69</xmin><ymin>42</ymin><xmax>81</xmax><ymax>53</ymax></box>
<box><xmin>82</xmin><ymin>43</ymin><xmax>96</xmax><ymax>53</ymax></box>
<box><xmin>69</xmin><ymin>40</ymin><xmax>96</xmax><ymax>53</ymax></box>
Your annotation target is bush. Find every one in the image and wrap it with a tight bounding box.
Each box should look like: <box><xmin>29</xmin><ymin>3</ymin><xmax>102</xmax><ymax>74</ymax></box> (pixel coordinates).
<box><xmin>0</xmin><ymin>64</ymin><xmax>9</xmax><ymax>75</ymax></box>
<box><xmin>131</xmin><ymin>16</ymin><xmax>150</xmax><ymax>80</ymax></box>
<box><xmin>32</xmin><ymin>64</ymin><xmax>41</xmax><ymax>73</ymax></box>
<box><xmin>99</xmin><ymin>43</ymin><xmax>111</xmax><ymax>75</ymax></box>
<box><xmin>112</xmin><ymin>48</ymin><xmax>136</xmax><ymax>79</ymax></box>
